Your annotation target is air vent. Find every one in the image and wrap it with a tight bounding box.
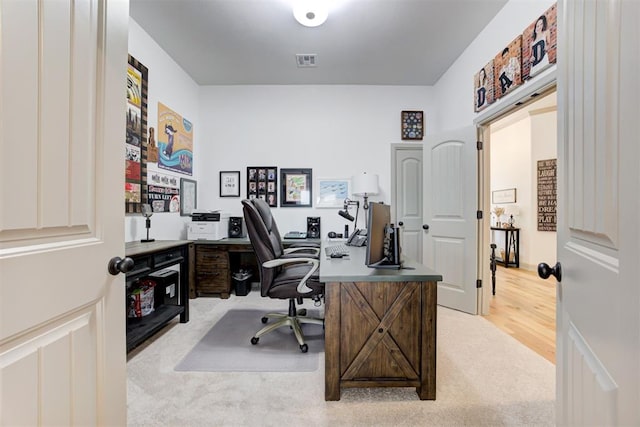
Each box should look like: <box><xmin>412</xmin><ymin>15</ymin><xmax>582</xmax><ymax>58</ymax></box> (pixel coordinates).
<box><xmin>296</xmin><ymin>54</ymin><xmax>317</xmax><ymax>68</ymax></box>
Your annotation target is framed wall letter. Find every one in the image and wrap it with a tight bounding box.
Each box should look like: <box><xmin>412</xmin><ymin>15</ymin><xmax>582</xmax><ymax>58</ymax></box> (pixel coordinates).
<box><xmin>180</xmin><ymin>178</ymin><xmax>197</xmax><ymax>216</ymax></box>
<box><xmin>220</xmin><ymin>171</ymin><xmax>240</xmax><ymax>197</ymax></box>
<box><xmin>280</xmin><ymin>168</ymin><xmax>312</xmax><ymax>207</ymax></box>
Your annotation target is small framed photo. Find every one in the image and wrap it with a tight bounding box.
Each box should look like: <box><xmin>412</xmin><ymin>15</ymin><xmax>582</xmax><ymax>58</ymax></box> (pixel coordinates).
<box><xmin>280</xmin><ymin>168</ymin><xmax>312</xmax><ymax>207</ymax></box>
<box><xmin>220</xmin><ymin>171</ymin><xmax>240</xmax><ymax>197</ymax></box>
<box><xmin>315</xmin><ymin>178</ymin><xmax>350</xmax><ymax>208</ymax></box>
<box><xmin>180</xmin><ymin>178</ymin><xmax>197</xmax><ymax>216</ymax></box>
<box><xmin>401</xmin><ymin>110</ymin><xmax>424</xmax><ymax>140</ymax></box>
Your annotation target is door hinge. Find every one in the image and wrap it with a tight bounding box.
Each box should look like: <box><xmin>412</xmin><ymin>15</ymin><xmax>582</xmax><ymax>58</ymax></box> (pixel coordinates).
<box><xmin>477</xmin><ymin>141</ymin><xmax>483</xmax><ymax>150</ymax></box>
<box><xmin>476</xmin><ymin>210</ymin><xmax>483</xmax><ymax>220</ymax></box>
<box><xmin>476</xmin><ymin>279</ymin><xmax>482</xmax><ymax>288</ymax></box>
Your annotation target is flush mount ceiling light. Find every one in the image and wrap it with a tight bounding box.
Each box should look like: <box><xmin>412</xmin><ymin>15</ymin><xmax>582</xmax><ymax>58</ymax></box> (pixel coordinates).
<box><xmin>293</xmin><ymin>0</ymin><xmax>329</xmax><ymax>27</ymax></box>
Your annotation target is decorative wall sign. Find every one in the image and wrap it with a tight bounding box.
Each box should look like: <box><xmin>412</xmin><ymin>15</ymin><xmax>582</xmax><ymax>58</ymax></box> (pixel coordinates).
<box><xmin>401</xmin><ymin>111</ymin><xmax>424</xmax><ymax>140</ymax></box>
<box><xmin>158</xmin><ymin>102</ymin><xmax>193</xmax><ymax>176</ymax></box>
<box><xmin>522</xmin><ymin>3</ymin><xmax>557</xmax><ymax>80</ymax></box>
<box><xmin>148</xmin><ymin>184</ymin><xmax>180</xmax><ymax>213</ymax></box>
<box><xmin>474</xmin><ymin>60</ymin><xmax>495</xmax><ymax>112</ymax></box>
<box><xmin>316</xmin><ymin>178</ymin><xmax>350</xmax><ymax>208</ymax></box>
<box><xmin>247</xmin><ymin>166</ymin><xmax>277</xmax><ymax>207</ymax></box>
<box><xmin>492</xmin><ymin>188</ymin><xmax>517</xmax><ymax>204</ymax></box>
<box><xmin>180</xmin><ymin>178</ymin><xmax>197</xmax><ymax>216</ymax></box>
<box><xmin>537</xmin><ymin>159</ymin><xmax>557</xmax><ymax>231</ymax></box>
<box><xmin>280</xmin><ymin>168</ymin><xmax>312</xmax><ymax>207</ymax></box>
<box><xmin>220</xmin><ymin>171</ymin><xmax>240</xmax><ymax>197</ymax></box>
<box><xmin>125</xmin><ymin>54</ymin><xmax>148</xmax><ymax>213</ymax></box>
<box><xmin>494</xmin><ymin>35</ymin><xmax>523</xmax><ymax>99</ymax></box>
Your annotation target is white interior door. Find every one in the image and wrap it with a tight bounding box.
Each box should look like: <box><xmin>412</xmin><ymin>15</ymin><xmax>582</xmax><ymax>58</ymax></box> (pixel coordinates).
<box><xmin>0</xmin><ymin>1</ymin><xmax>129</xmax><ymax>425</ymax></box>
<box><xmin>391</xmin><ymin>144</ymin><xmax>423</xmax><ymax>263</ymax></box>
<box><xmin>554</xmin><ymin>0</ymin><xmax>640</xmax><ymax>424</ymax></box>
<box><xmin>423</xmin><ymin>126</ymin><xmax>478</xmax><ymax>314</ymax></box>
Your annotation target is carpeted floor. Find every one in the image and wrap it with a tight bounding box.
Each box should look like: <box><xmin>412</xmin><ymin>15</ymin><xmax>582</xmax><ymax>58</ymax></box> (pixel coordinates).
<box><xmin>127</xmin><ymin>286</ymin><xmax>555</xmax><ymax>426</ymax></box>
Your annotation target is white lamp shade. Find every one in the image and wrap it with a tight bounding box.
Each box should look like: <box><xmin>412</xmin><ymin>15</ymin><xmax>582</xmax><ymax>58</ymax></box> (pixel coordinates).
<box><xmin>504</xmin><ymin>204</ymin><xmax>520</xmax><ymax>216</ymax></box>
<box><xmin>293</xmin><ymin>0</ymin><xmax>328</xmax><ymax>27</ymax></box>
<box><xmin>352</xmin><ymin>173</ymin><xmax>379</xmax><ymax>196</ymax></box>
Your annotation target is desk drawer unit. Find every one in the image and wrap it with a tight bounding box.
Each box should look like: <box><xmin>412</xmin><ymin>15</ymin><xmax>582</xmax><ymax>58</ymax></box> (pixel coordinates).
<box><xmin>194</xmin><ymin>246</ymin><xmax>230</xmax><ymax>298</ymax></box>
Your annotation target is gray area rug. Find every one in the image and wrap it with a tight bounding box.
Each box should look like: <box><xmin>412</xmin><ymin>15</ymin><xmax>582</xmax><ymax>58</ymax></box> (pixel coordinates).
<box><xmin>174</xmin><ymin>308</ymin><xmax>324</xmax><ymax>372</ymax></box>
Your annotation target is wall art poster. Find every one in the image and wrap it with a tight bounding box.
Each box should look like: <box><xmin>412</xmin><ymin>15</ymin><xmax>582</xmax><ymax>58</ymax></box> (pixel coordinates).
<box><xmin>158</xmin><ymin>102</ymin><xmax>193</xmax><ymax>176</ymax></box>
<box><xmin>125</xmin><ymin>55</ymin><xmax>148</xmax><ymax>213</ymax></box>
<box><xmin>537</xmin><ymin>159</ymin><xmax>557</xmax><ymax>231</ymax></box>
<box><xmin>494</xmin><ymin>35</ymin><xmax>523</xmax><ymax>99</ymax></box>
<box><xmin>522</xmin><ymin>3</ymin><xmax>557</xmax><ymax>80</ymax></box>
<box><xmin>474</xmin><ymin>60</ymin><xmax>495</xmax><ymax>112</ymax></box>
<box><xmin>148</xmin><ymin>184</ymin><xmax>180</xmax><ymax>213</ymax></box>
<box><xmin>148</xmin><ymin>171</ymin><xmax>179</xmax><ymax>188</ymax></box>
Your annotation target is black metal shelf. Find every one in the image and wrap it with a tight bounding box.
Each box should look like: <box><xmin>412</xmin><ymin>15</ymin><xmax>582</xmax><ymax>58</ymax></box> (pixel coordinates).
<box><xmin>126</xmin><ymin>305</ymin><xmax>184</xmax><ymax>352</ymax></box>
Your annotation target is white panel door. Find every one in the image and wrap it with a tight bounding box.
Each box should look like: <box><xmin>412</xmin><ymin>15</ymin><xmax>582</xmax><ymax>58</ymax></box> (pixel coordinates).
<box><xmin>554</xmin><ymin>0</ymin><xmax>640</xmax><ymax>424</ymax></box>
<box><xmin>423</xmin><ymin>126</ymin><xmax>478</xmax><ymax>314</ymax></box>
<box><xmin>392</xmin><ymin>144</ymin><xmax>423</xmax><ymax>263</ymax></box>
<box><xmin>0</xmin><ymin>1</ymin><xmax>129</xmax><ymax>425</ymax></box>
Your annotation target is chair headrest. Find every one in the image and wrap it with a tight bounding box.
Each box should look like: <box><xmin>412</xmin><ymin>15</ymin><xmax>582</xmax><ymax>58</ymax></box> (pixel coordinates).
<box><xmin>252</xmin><ymin>198</ymin><xmax>274</xmax><ymax>233</ymax></box>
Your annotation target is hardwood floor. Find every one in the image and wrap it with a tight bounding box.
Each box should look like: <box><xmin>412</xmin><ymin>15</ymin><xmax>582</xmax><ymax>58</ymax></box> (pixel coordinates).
<box><xmin>484</xmin><ymin>266</ymin><xmax>556</xmax><ymax>364</ymax></box>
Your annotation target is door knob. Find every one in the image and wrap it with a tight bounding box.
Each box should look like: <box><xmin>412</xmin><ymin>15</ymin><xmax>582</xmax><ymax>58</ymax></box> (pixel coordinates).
<box><xmin>422</xmin><ymin>224</ymin><xmax>429</xmax><ymax>230</ymax></box>
<box><xmin>537</xmin><ymin>262</ymin><xmax>562</xmax><ymax>282</ymax></box>
<box><xmin>108</xmin><ymin>256</ymin><xmax>134</xmax><ymax>275</ymax></box>
<box><xmin>398</xmin><ymin>221</ymin><xmax>404</xmax><ymax>226</ymax></box>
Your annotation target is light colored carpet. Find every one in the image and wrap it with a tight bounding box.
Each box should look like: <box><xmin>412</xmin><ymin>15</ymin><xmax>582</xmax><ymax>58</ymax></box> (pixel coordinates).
<box><xmin>174</xmin><ymin>308</ymin><xmax>324</xmax><ymax>372</ymax></box>
<box><xmin>127</xmin><ymin>287</ymin><xmax>555</xmax><ymax>426</ymax></box>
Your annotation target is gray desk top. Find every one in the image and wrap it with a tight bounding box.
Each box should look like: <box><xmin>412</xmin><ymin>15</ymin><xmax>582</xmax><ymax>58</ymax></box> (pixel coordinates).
<box><xmin>319</xmin><ymin>241</ymin><xmax>442</xmax><ymax>283</ymax></box>
<box><xmin>125</xmin><ymin>240</ymin><xmax>191</xmax><ymax>257</ymax></box>
<box><xmin>190</xmin><ymin>237</ymin><xmax>321</xmax><ymax>245</ymax></box>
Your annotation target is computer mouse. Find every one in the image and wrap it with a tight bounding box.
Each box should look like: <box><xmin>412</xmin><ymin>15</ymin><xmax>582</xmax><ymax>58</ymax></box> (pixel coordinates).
<box><xmin>330</xmin><ymin>253</ymin><xmax>345</xmax><ymax>258</ymax></box>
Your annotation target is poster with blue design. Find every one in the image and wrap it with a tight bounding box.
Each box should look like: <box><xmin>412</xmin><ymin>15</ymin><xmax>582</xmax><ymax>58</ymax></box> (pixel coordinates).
<box><xmin>157</xmin><ymin>102</ymin><xmax>193</xmax><ymax>175</ymax></box>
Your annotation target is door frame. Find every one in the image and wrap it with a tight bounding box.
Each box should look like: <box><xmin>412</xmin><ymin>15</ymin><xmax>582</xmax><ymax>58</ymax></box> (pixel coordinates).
<box><xmin>474</xmin><ymin>68</ymin><xmax>558</xmax><ymax>315</ymax></box>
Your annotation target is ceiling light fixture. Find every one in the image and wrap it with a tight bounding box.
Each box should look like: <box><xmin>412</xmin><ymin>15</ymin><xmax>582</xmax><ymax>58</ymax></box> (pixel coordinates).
<box><xmin>293</xmin><ymin>0</ymin><xmax>328</xmax><ymax>27</ymax></box>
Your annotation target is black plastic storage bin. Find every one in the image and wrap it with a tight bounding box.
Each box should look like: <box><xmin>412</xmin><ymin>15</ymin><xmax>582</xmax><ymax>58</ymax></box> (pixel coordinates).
<box><xmin>148</xmin><ymin>269</ymin><xmax>179</xmax><ymax>307</ymax></box>
<box><xmin>233</xmin><ymin>270</ymin><xmax>252</xmax><ymax>296</ymax></box>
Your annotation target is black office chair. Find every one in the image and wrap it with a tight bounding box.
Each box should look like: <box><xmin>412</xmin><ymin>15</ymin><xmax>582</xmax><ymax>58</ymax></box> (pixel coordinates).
<box><xmin>241</xmin><ymin>199</ymin><xmax>324</xmax><ymax>353</ymax></box>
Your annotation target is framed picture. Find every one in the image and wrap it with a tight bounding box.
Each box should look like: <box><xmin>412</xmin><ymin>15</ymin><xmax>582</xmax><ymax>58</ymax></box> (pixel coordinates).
<box><xmin>280</xmin><ymin>168</ymin><xmax>312</xmax><ymax>207</ymax></box>
<box><xmin>220</xmin><ymin>171</ymin><xmax>240</xmax><ymax>197</ymax></box>
<box><xmin>492</xmin><ymin>188</ymin><xmax>517</xmax><ymax>204</ymax></box>
<box><xmin>494</xmin><ymin>35</ymin><xmax>523</xmax><ymax>99</ymax></box>
<box><xmin>247</xmin><ymin>166</ymin><xmax>277</xmax><ymax>207</ymax></box>
<box><xmin>180</xmin><ymin>178</ymin><xmax>197</xmax><ymax>216</ymax></box>
<box><xmin>474</xmin><ymin>60</ymin><xmax>495</xmax><ymax>112</ymax></box>
<box><xmin>401</xmin><ymin>111</ymin><xmax>423</xmax><ymax>140</ymax></box>
<box><xmin>315</xmin><ymin>178</ymin><xmax>350</xmax><ymax>208</ymax></box>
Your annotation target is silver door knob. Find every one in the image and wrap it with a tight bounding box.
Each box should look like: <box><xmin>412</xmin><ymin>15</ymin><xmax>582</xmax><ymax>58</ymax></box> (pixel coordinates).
<box><xmin>108</xmin><ymin>256</ymin><xmax>134</xmax><ymax>275</ymax></box>
<box><xmin>537</xmin><ymin>262</ymin><xmax>562</xmax><ymax>282</ymax></box>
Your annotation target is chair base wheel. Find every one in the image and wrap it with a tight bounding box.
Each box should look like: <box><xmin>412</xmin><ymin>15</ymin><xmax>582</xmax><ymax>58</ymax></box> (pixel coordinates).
<box><xmin>251</xmin><ymin>337</ymin><xmax>259</xmax><ymax>345</ymax></box>
<box><xmin>300</xmin><ymin>344</ymin><xmax>308</xmax><ymax>353</ymax></box>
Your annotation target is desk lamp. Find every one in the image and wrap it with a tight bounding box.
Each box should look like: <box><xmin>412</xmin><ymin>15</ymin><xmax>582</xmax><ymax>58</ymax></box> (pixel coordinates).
<box><xmin>141</xmin><ymin>204</ymin><xmax>155</xmax><ymax>243</ymax></box>
<box><xmin>352</xmin><ymin>172</ymin><xmax>379</xmax><ymax>225</ymax></box>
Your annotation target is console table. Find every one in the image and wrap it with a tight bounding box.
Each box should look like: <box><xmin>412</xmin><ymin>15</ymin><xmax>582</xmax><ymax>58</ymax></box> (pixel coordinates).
<box><xmin>125</xmin><ymin>240</ymin><xmax>190</xmax><ymax>352</ymax></box>
<box><xmin>490</xmin><ymin>227</ymin><xmax>520</xmax><ymax>268</ymax></box>
<box><xmin>320</xmin><ymin>243</ymin><xmax>442</xmax><ymax>401</ymax></box>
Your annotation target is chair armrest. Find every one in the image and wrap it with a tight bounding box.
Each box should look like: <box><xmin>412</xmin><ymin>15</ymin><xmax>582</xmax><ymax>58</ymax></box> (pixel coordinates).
<box><xmin>262</xmin><ymin>257</ymin><xmax>320</xmax><ymax>294</ymax></box>
<box><xmin>284</xmin><ymin>247</ymin><xmax>320</xmax><ymax>257</ymax></box>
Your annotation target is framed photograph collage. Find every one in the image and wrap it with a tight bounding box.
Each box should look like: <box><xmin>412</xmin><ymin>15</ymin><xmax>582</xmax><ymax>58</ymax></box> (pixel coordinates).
<box><xmin>247</xmin><ymin>166</ymin><xmax>278</xmax><ymax>207</ymax></box>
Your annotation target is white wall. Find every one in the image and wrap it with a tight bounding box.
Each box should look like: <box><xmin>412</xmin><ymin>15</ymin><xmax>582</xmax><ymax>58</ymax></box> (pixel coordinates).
<box><xmin>126</xmin><ymin>19</ymin><xmax>201</xmax><ymax>242</ymax></box>
<box><xmin>198</xmin><ymin>85</ymin><xmax>434</xmax><ymax>236</ymax></box>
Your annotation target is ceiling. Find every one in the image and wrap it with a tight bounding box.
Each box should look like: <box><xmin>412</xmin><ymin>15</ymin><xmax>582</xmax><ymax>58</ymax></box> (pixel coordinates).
<box><xmin>129</xmin><ymin>0</ymin><xmax>508</xmax><ymax>86</ymax></box>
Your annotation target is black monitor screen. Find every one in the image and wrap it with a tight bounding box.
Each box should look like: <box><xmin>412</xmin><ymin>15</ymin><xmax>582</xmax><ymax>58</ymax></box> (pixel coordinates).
<box><xmin>365</xmin><ymin>202</ymin><xmax>391</xmax><ymax>267</ymax></box>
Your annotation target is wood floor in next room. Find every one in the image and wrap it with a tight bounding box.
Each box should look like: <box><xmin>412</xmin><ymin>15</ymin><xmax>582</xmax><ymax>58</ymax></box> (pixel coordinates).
<box><xmin>484</xmin><ymin>266</ymin><xmax>556</xmax><ymax>364</ymax></box>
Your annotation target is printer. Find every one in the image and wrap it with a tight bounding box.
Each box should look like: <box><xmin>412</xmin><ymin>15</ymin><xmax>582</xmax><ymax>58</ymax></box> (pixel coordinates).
<box><xmin>187</xmin><ymin>210</ymin><xmax>230</xmax><ymax>240</ymax></box>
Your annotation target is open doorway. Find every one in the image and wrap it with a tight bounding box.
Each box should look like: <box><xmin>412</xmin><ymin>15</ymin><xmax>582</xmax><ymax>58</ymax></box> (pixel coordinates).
<box><xmin>482</xmin><ymin>90</ymin><xmax>557</xmax><ymax>364</ymax></box>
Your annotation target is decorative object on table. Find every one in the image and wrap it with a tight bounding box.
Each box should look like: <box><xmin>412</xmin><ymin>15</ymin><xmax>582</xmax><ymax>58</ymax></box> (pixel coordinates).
<box><xmin>247</xmin><ymin>166</ymin><xmax>277</xmax><ymax>207</ymax></box>
<box><xmin>219</xmin><ymin>171</ymin><xmax>240</xmax><ymax>197</ymax></box>
<box><xmin>157</xmin><ymin>102</ymin><xmax>193</xmax><ymax>176</ymax></box>
<box><xmin>492</xmin><ymin>188</ymin><xmax>517</xmax><ymax>204</ymax></box>
<box><xmin>474</xmin><ymin>60</ymin><xmax>495</xmax><ymax>112</ymax></box>
<box><xmin>522</xmin><ymin>3</ymin><xmax>557</xmax><ymax>80</ymax></box>
<box><xmin>493</xmin><ymin>35</ymin><xmax>523</xmax><ymax>99</ymax></box>
<box><xmin>316</xmin><ymin>178</ymin><xmax>350</xmax><ymax>208</ymax></box>
<box><xmin>180</xmin><ymin>178</ymin><xmax>197</xmax><ymax>216</ymax></box>
<box><xmin>492</xmin><ymin>206</ymin><xmax>505</xmax><ymax>228</ymax></box>
<box><xmin>352</xmin><ymin>172</ymin><xmax>379</xmax><ymax>211</ymax></box>
<box><xmin>537</xmin><ymin>158</ymin><xmax>557</xmax><ymax>231</ymax></box>
<box><xmin>280</xmin><ymin>168</ymin><xmax>312</xmax><ymax>207</ymax></box>
<box><xmin>125</xmin><ymin>54</ymin><xmax>149</xmax><ymax>214</ymax></box>
<box><xmin>401</xmin><ymin>110</ymin><xmax>423</xmax><ymax>140</ymax></box>
<box><xmin>141</xmin><ymin>204</ymin><xmax>155</xmax><ymax>243</ymax></box>
<box><xmin>504</xmin><ymin>204</ymin><xmax>520</xmax><ymax>227</ymax></box>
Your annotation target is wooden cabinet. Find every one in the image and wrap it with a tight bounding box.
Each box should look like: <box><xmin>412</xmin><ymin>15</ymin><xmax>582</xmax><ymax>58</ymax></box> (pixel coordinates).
<box><xmin>193</xmin><ymin>245</ymin><xmax>231</xmax><ymax>298</ymax></box>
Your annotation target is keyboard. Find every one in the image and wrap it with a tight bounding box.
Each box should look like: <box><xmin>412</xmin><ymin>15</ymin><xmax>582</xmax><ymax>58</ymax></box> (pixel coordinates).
<box><xmin>324</xmin><ymin>244</ymin><xmax>350</xmax><ymax>257</ymax></box>
<box><xmin>284</xmin><ymin>231</ymin><xmax>307</xmax><ymax>239</ymax></box>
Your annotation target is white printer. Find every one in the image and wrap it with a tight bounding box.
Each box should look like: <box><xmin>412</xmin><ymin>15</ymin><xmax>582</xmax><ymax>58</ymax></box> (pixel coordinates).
<box><xmin>187</xmin><ymin>210</ymin><xmax>230</xmax><ymax>240</ymax></box>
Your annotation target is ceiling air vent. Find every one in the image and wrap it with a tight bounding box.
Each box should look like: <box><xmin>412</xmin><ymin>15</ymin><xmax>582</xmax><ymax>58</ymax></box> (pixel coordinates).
<box><xmin>296</xmin><ymin>54</ymin><xmax>317</xmax><ymax>68</ymax></box>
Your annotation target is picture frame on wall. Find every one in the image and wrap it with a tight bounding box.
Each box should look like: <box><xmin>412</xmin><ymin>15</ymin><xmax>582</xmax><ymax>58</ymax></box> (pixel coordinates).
<box><xmin>401</xmin><ymin>111</ymin><xmax>424</xmax><ymax>140</ymax></box>
<box><xmin>494</xmin><ymin>35</ymin><xmax>523</xmax><ymax>99</ymax></box>
<box><xmin>315</xmin><ymin>178</ymin><xmax>350</xmax><ymax>208</ymax></box>
<box><xmin>219</xmin><ymin>171</ymin><xmax>240</xmax><ymax>197</ymax></box>
<box><xmin>280</xmin><ymin>168</ymin><xmax>312</xmax><ymax>207</ymax></box>
<box><xmin>492</xmin><ymin>188</ymin><xmax>517</xmax><ymax>204</ymax></box>
<box><xmin>180</xmin><ymin>178</ymin><xmax>197</xmax><ymax>216</ymax></box>
<box><xmin>247</xmin><ymin>166</ymin><xmax>277</xmax><ymax>207</ymax></box>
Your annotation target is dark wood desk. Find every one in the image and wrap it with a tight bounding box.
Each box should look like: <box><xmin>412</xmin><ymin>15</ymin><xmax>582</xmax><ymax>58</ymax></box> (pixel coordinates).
<box><xmin>319</xmin><ymin>243</ymin><xmax>442</xmax><ymax>401</ymax></box>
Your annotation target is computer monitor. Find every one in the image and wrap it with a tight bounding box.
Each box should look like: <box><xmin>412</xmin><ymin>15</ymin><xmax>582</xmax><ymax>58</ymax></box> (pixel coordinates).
<box><xmin>365</xmin><ymin>202</ymin><xmax>401</xmax><ymax>269</ymax></box>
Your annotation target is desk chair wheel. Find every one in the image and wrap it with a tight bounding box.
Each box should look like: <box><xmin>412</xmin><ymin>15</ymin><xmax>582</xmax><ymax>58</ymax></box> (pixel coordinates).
<box><xmin>261</xmin><ymin>317</ymin><xmax>268</xmax><ymax>324</ymax></box>
<box><xmin>300</xmin><ymin>344</ymin><xmax>308</xmax><ymax>353</ymax></box>
<box><xmin>297</xmin><ymin>308</ymin><xmax>307</xmax><ymax>316</ymax></box>
<box><xmin>251</xmin><ymin>337</ymin><xmax>259</xmax><ymax>345</ymax></box>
